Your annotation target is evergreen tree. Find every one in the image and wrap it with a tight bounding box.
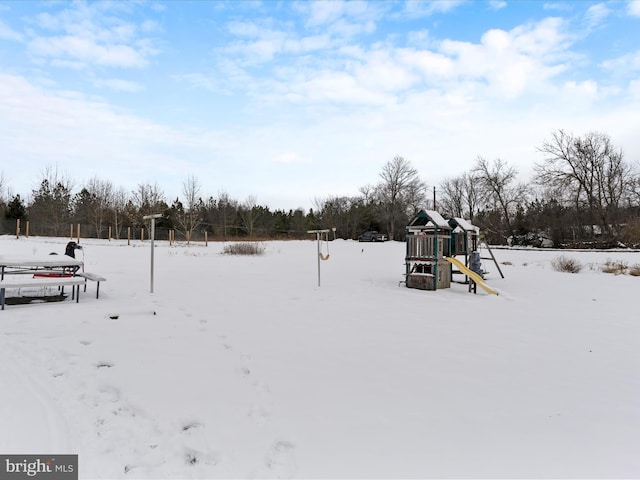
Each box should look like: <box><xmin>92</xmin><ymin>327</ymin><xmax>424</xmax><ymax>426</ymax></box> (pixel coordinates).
<box><xmin>5</xmin><ymin>194</ymin><xmax>26</xmax><ymax>220</ymax></box>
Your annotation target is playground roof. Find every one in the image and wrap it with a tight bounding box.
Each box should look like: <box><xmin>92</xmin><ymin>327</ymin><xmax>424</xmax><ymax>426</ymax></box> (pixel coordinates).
<box><xmin>408</xmin><ymin>210</ymin><xmax>452</xmax><ymax>230</ymax></box>
<box><xmin>450</xmin><ymin>217</ymin><xmax>477</xmax><ymax>232</ymax></box>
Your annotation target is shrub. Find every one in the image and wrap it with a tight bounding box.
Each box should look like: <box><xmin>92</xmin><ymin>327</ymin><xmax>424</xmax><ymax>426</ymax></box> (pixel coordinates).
<box><xmin>222</xmin><ymin>242</ymin><xmax>265</xmax><ymax>256</ymax></box>
<box><xmin>629</xmin><ymin>264</ymin><xmax>640</xmax><ymax>277</ymax></box>
<box><xmin>601</xmin><ymin>259</ymin><xmax>628</xmax><ymax>275</ymax></box>
<box><xmin>552</xmin><ymin>255</ymin><xmax>582</xmax><ymax>273</ymax></box>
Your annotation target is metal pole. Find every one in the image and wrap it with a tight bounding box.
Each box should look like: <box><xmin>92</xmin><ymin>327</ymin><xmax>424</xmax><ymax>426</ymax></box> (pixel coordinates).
<box><xmin>308</xmin><ymin>229</ymin><xmax>331</xmax><ymax>287</ymax></box>
<box><xmin>316</xmin><ymin>232</ymin><xmax>321</xmax><ymax>287</ymax></box>
<box><xmin>143</xmin><ymin>214</ymin><xmax>162</xmax><ymax>294</ymax></box>
<box><xmin>150</xmin><ymin>218</ymin><xmax>155</xmax><ymax>293</ymax></box>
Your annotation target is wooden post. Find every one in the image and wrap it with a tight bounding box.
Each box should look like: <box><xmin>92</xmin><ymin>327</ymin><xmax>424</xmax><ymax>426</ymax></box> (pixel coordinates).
<box><xmin>187</xmin><ymin>230</ymin><xmax>191</xmax><ymax>245</ymax></box>
<box><xmin>16</xmin><ymin>219</ymin><xmax>20</xmax><ymax>239</ymax></box>
<box><xmin>205</xmin><ymin>231</ymin><xmax>208</xmax><ymax>247</ymax></box>
<box><xmin>70</xmin><ymin>224</ymin><xmax>74</xmax><ymax>239</ymax></box>
<box><xmin>127</xmin><ymin>227</ymin><xmax>131</xmax><ymax>246</ymax></box>
<box><xmin>108</xmin><ymin>226</ymin><xmax>112</xmax><ymax>241</ymax></box>
<box><xmin>141</xmin><ymin>228</ymin><xmax>145</xmax><ymax>242</ymax></box>
<box><xmin>76</xmin><ymin>224</ymin><xmax>81</xmax><ymax>244</ymax></box>
<box><xmin>26</xmin><ymin>221</ymin><xmax>29</xmax><ymax>238</ymax></box>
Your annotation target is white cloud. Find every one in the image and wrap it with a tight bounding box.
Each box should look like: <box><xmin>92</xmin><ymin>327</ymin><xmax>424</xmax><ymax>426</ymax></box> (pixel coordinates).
<box><xmin>397</xmin><ymin>48</ymin><xmax>453</xmax><ymax>78</ymax></box>
<box><xmin>215</xmin><ymin>14</ymin><xmax>575</xmax><ymax>110</ymax></box>
<box><xmin>25</xmin><ymin>3</ymin><xmax>159</xmax><ymax>69</ymax></box>
<box><xmin>303</xmin><ymin>0</ymin><xmax>382</xmax><ymax>30</ymax></box>
<box><xmin>91</xmin><ymin>77</ymin><xmax>144</xmax><ymax>92</ymax></box>
<box><xmin>29</xmin><ymin>35</ymin><xmax>150</xmax><ymax>68</ymax></box>
<box><xmin>561</xmin><ymin>79</ymin><xmax>599</xmax><ymax>101</ymax></box>
<box><xmin>0</xmin><ymin>74</ymin><xmax>233</xmax><ymax>200</ymax></box>
<box><xmin>627</xmin><ymin>0</ymin><xmax>640</xmax><ymax>17</ymax></box>
<box><xmin>403</xmin><ymin>1</ymin><xmax>466</xmax><ymax>18</ymax></box>
<box><xmin>432</xmin><ymin>18</ymin><xmax>570</xmax><ymax>98</ymax></box>
<box><xmin>584</xmin><ymin>3</ymin><xmax>611</xmax><ymax>29</ymax></box>
<box><xmin>284</xmin><ymin>69</ymin><xmax>394</xmax><ymax>106</ymax></box>
<box><xmin>601</xmin><ymin>50</ymin><xmax>640</xmax><ymax>72</ymax></box>
<box><xmin>543</xmin><ymin>3</ymin><xmax>573</xmax><ymax>12</ymax></box>
<box><xmin>305</xmin><ymin>0</ymin><xmax>351</xmax><ymax>27</ymax></box>
<box><xmin>0</xmin><ymin>18</ymin><xmax>23</xmax><ymax>41</ymax></box>
<box><xmin>274</xmin><ymin>152</ymin><xmax>312</xmax><ymax>164</ymax></box>
<box><xmin>406</xmin><ymin>29</ymin><xmax>432</xmax><ymax>48</ymax></box>
<box><xmin>223</xmin><ymin>22</ymin><xmax>336</xmax><ymax>67</ymax></box>
<box><xmin>629</xmin><ymin>79</ymin><xmax>640</xmax><ymax>98</ymax></box>
<box><xmin>489</xmin><ymin>1</ymin><xmax>507</xmax><ymax>11</ymax></box>
<box><xmin>3</xmin><ymin>3</ymin><xmax>639</xmax><ymax>210</ymax></box>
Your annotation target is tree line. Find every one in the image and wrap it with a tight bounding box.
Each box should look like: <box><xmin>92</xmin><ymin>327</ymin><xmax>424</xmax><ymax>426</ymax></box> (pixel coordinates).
<box><xmin>1</xmin><ymin>129</ymin><xmax>639</xmax><ymax>248</ymax></box>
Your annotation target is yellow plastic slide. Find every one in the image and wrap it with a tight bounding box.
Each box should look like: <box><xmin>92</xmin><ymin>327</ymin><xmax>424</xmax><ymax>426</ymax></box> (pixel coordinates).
<box><xmin>445</xmin><ymin>257</ymin><xmax>498</xmax><ymax>296</ymax></box>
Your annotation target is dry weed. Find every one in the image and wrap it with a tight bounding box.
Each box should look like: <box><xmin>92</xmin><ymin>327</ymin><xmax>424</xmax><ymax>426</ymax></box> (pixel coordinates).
<box><xmin>551</xmin><ymin>255</ymin><xmax>582</xmax><ymax>273</ymax></box>
<box><xmin>222</xmin><ymin>242</ymin><xmax>265</xmax><ymax>255</ymax></box>
<box><xmin>601</xmin><ymin>259</ymin><xmax>628</xmax><ymax>275</ymax></box>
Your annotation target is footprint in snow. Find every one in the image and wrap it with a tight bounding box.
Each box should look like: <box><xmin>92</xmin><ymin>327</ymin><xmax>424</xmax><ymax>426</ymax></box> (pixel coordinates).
<box><xmin>248</xmin><ymin>404</ymin><xmax>271</xmax><ymax>425</ymax></box>
<box><xmin>265</xmin><ymin>440</ymin><xmax>296</xmax><ymax>479</ymax></box>
<box><xmin>181</xmin><ymin>422</ymin><xmax>202</xmax><ymax>432</ymax></box>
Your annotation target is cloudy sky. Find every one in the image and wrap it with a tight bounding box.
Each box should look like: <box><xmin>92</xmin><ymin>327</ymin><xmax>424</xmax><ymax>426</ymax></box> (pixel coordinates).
<box><xmin>1</xmin><ymin>0</ymin><xmax>639</xmax><ymax>210</ymax></box>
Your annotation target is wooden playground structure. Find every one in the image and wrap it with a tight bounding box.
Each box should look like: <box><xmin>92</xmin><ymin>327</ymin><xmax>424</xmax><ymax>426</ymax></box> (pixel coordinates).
<box><xmin>403</xmin><ymin>210</ymin><xmax>502</xmax><ymax>295</ymax></box>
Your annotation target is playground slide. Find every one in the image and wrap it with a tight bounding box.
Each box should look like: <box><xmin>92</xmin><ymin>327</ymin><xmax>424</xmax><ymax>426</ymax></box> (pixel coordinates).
<box><xmin>445</xmin><ymin>257</ymin><xmax>499</xmax><ymax>296</ymax></box>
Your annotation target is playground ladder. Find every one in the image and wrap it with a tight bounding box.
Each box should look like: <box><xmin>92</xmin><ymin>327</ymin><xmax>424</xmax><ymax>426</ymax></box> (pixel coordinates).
<box><xmin>479</xmin><ymin>235</ymin><xmax>505</xmax><ymax>279</ymax></box>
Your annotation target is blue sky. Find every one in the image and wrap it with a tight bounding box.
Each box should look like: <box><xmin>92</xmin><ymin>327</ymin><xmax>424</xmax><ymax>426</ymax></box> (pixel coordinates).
<box><xmin>1</xmin><ymin>0</ymin><xmax>639</xmax><ymax>210</ymax></box>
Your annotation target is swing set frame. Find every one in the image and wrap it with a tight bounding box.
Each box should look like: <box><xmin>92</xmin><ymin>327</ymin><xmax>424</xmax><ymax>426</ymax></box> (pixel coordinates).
<box><xmin>307</xmin><ymin>228</ymin><xmax>335</xmax><ymax>286</ymax></box>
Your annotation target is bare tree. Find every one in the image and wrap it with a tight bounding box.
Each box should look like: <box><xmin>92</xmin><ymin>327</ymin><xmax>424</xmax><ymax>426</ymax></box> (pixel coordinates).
<box><xmin>358</xmin><ymin>184</ymin><xmax>377</xmax><ymax>205</ymax></box>
<box><xmin>239</xmin><ymin>195</ymin><xmax>261</xmax><ymax>239</ymax></box>
<box><xmin>314</xmin><ymin>195</ymin><xmax>369</xmax><ymax>239</ymax></box>
<box><xmin>535</xmin><ymin>130</ymin><xmax>635</xmax><ymax>238</ymax></box>
<box><xmin>177</xmin><ymin>175</ymin><xmax>203</xmax><ymax>241</ymax></box>
<box><xmin>111</xmin><ymin>186</ymin><xmax>128</xmax><ymax>239</ymax></box>
<box><xmin>630</xmin><ymin>175</ymin><xmax>640</xmax><ymax>207</ymax></box>
<box><xmin>82</xmin><ymin>176</ymin><xmax>114</xmax><ymax>238</ymax></box>
<box><xmin>473</xmin><ymin>157</ymin><xmax>527</xmax><ymax>240</ymax></box>
<box><xmin>376</xmin><ymin>155</ymin><xmax>427</xmax><ymax>240</ymax></box>
<box><xmin>439</xmin><ymin>176</ymin><xmax>465</xmax><ymax>219</ymax></box>
<box><xmin>29</xmin><ymin>165</ymin><xmax>75</xmax><ymax>236</ymax></box>
<box><xmin>215</xmin><ymin>191</ymin><xmax>239</xmax><ymax>239</ymax></box>
<box><xmin>132</xmin><ymin>182</ymin><xmax>165</xmax><ymax>219</ymax></box>
<box><xmin>0</xmin><ymin>171</ymin><xmax>6</xmax><ymax>205</ymax></box>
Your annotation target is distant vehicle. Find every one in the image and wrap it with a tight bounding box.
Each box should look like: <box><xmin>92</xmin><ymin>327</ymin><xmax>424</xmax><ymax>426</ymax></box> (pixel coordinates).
<box><xmin>358</xmin><ymin>231</ymin><xmax>387</xmax><ymax>242</ymax></box>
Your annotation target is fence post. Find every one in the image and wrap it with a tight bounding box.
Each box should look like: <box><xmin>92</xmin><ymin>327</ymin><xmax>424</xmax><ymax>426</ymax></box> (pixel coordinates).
<box><xmin>205</xmin><ymin>231</ymin><xmax>208</xmax><ymax>247</ymax></box>
<box><xmin>26</xmin><ymin>221</ymin><xmax>29</xmax><ymax>238</ymax></box>
<box><xmin>127</xmin><ymin>227</ymin><xmax>131</xmax><ymax>246</ymax></box>
<box><xmin>70</xmin><ymin>224</ymin><xmax>73</xmax><ymax>239</ymax></box>
<box><xmin>108</xmin><ymin>226</ymin><xmax>112</xmax><ymax>241</ymax></box>
<box><xmin>77</xmin><ymin>224</ymin><xmax>81</xmax><ymax>244</ymax></box>
<box><xmin>16</xmin><ymin>219</ymin><xmax>20</xmax><ymax>239</ymax></box>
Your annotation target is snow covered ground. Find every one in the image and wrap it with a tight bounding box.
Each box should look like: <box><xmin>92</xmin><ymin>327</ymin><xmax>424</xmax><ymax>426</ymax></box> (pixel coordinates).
<box><xmin>1</xmin><ymin>235</ymin><xmax>639</xmax><ymax>479</ymax></box>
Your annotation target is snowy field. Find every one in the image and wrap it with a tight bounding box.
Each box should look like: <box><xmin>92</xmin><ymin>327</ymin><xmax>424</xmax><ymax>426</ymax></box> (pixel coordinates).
<box><xmin>1</xmin><ymin>235</ymin><xmax>639</xmax><ymax>479</ymax></box>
